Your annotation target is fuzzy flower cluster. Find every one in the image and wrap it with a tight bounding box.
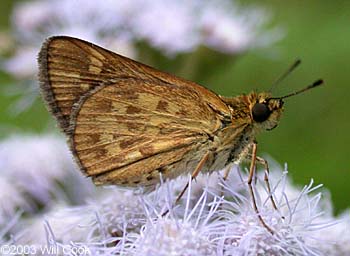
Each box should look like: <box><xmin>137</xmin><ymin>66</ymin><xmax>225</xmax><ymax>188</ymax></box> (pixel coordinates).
<box><xmin>1</xmin><ymin>135</ymin><xmax>349</xmax><ymax>256</ymax></box>
<box><xmin>2</xmin><ymin>0</ymin><xmax>281</xmax><ymax>79</ymax></box>
<box><xmin>0</xmin><ymin>134</ymin><xmax>95</xmax><ymax>227</ymax></box>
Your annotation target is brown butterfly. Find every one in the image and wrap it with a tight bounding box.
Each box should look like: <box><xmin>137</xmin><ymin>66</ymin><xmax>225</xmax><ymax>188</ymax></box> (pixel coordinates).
<box><xmin>38</xmin><ymin>36</ymin><xmax>322</xmax><ymax>233</ymax></box>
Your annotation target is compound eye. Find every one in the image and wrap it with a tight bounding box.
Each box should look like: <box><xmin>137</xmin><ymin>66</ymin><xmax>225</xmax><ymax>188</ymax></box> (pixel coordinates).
<box><xmin>252</xmin><ymin>103</ymin><xmax>271</xmax><ymax>122</ymax></box>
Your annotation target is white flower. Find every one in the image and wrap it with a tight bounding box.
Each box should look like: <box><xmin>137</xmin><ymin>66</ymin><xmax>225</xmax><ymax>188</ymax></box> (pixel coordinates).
<box><xmin>198</xmin><ymin>1</ymin><xmax>283</xmax><ymax>53</ymax></box>
<box><xmin>9</xmin><ymin>163</ymin><xmax>346</xmax><ymax>255</ymax></box>
<box><xmin>131</xmin><ymin>0</ymin><xmax>201</xmax><ymax>55</ymax></box>
<box><xmin>212</xmin><ymin>166</ymin><xmax>339</xmax><ymax>255</ymax></box>
<box><xmin>0</xmin><ymin>134</ymin><xmax>94</xmax><ymax>222</ymax></box>
<box><xmin>307</xmin><ymin>210</ymin><xmax>350</xmax><ymax>256</ymax></box>
<box><xmin>130</xmin><ymin>218</ymin><xmax>216</xmax><ymax>256</ymax></box>
<box><xmin>13</xmin><ymin>203</ymin><xmax>92</xmax><ymax>246</ymax></box>
<box><xmin>11</xmin><ymin>189</ymin><xmax>144</xmax><ymax>251</ymax></box>
<box><xmin>0</xmin><ymin>176</ymin><xmax>32</xmax><ymax>227</ymax></box>
<box><xmin>199</xmin><ymin>2</ymin><xmax>255</xmax><ymax>53</ymax></box>
<box><xmin>125</xmin><ymin>177</ymin><xmax>224</xmax><ymax>256</ymax></box>
<box><xmin>0</xmin><ymin>213</ymin><xmax>21</xmax><ymax>245</ymax></box>
<box><xmin>11</xmin><ymin>1</ymin><xmax>53</xmax><ymax>42</ymax></box>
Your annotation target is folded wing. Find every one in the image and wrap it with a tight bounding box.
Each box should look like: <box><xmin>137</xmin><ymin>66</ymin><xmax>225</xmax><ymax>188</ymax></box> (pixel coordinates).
<box><xmin>38</xmin><ymin>36</ymin><xmax>232</xmax><ymax>186</ymax></box>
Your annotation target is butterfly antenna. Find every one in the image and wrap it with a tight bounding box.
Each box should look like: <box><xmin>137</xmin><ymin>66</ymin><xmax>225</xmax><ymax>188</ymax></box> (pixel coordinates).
<box><xmin>270</xmin><ymin>79</ymin><xmax>323</xmax><ymax>100</ymax></box>
<box><xmin>269</xmin><ymin>59</ymin><xmax>302</xmax><ymax>92</ymax></box>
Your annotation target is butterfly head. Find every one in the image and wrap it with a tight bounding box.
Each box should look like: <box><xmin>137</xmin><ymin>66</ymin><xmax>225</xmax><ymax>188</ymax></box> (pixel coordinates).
<box><xmin>249</xmin><ymin>92</ymin><xmax>284</xmax><ymax>131</ymax></box>
<box><xmin>249</xmin><ymin>79</ymin><xmax>323</xmax><ymax>131</ymax></box>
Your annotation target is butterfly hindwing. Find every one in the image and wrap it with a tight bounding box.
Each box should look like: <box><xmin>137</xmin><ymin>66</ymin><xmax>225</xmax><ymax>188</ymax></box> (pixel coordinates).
<box><xmin>70</xmin><ymin>78</ymin><xmax>223</xmax><ymax>186</ymax></box>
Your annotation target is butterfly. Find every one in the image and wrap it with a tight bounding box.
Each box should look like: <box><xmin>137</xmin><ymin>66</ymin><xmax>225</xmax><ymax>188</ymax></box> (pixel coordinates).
<box><xmin>38</xmin><ymin>36</ymin><xmax>322</xmax><ymax>233</ymax></box>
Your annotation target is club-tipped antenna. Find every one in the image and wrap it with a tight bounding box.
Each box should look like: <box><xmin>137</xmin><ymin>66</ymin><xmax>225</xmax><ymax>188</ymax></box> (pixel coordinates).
<box><xmin>270</xmin><ymin>79</ymin><xmax>324</xmax><ymax>100</ymax></box>
<box><xmin>269</xmin><ymin>59</ymin><xmax>302</xmax><ymax>92</ymax></box>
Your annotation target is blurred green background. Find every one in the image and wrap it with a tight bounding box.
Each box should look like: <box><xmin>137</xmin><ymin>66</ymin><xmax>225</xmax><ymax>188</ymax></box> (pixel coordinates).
<box><xmin>0</xmin><ymin>0</ymin><xmax>349</xmax><ymax>213</ymax></box>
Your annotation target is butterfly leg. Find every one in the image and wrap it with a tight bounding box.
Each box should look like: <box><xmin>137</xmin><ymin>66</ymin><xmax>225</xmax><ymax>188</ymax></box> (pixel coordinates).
<box><xmin>244</xmin><ymin>151</ymin><xmax>278</xmax><ymax>211</ymax></box>
<box><xmin>219</xmin><ymin>165</ymin><xmax>234</xmax><ymax>198</ymax></box>
<box><xmin>161</xmin><ymin>152</ymin><xmax>210</xmax><ymax>217</ymax></box>
<box><xmin>222</xmin><ymin>165</ymin><xmax>232</xmax><ymax>181</ymax></box>
<box><xmin>247</xmin><ymin>142</ymin><xmax>274</xmax><ymax>234</ymax></box>
<box><xmin>255</xmin><ymin>156</ymin><xmax>278</xmax><ymax>211</ymax></box>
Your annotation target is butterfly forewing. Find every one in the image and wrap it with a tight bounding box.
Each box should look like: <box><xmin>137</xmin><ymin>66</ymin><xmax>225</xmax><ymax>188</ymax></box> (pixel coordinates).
<box><xmin>39</xmin><ymin>36</ymin><xmax>232</xmax><ymax>187</ymax></box>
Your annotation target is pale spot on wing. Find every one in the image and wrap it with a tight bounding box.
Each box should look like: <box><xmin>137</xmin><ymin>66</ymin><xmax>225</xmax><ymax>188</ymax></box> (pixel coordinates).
<box><xmin>55</xmin><ymin>95</ymin><xmax>77</xmax><ymax>101</ymax></box>
<box><xmin>125</xmin><ymin>150</ymin><xmax>143</xmax><ymax>161</ymax></box>
<box><xmin>88</xmin><ymin>56</ymin><xmax>103</xmax><ymax>73</ymax></box>
<box><xmin>137</xmin><ymin>93</ymin><xmax>161</xmax><ymax>111</ymax></box>
<box><xmin>50</xmin><ymin>70</ymin><xmax>81</xmax><ymax>78</ymax></box>
<box><xmin>80</xmin><ymin>83</ymin><xmax>91</xmax><ymax>90</ymax></box>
